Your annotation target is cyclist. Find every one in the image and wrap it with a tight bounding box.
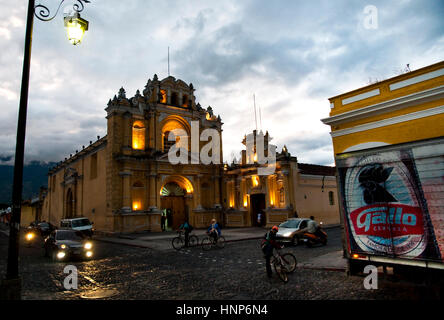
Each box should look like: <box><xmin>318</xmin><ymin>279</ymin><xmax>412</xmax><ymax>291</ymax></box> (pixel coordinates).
<box><xmin>207</xmin><ymin>218</ymin><xmax>221</xmax><ymax>243</ymax></box>
<box><xmin>179</xmin><ymin>220</ymin><xmax>193</xmax><ymax>247</ymax></box>
<box><xmin>261</xmin><ymin>225</ymin><xmax>282</xmax><ymax>278</ymax></box>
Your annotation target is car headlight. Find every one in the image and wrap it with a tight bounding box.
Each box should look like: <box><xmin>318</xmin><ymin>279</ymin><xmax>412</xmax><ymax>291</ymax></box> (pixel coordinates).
<box><xmin>60</xmin><ymin>244</ymin><xmax>67</xmax><ymax>249</ymax></box>
<box><xmin>84</xmin><ymin>242</ymin><xmax>92</xmax><ymax>250</ymax></box>
<box><xmin>283</xmin><ymin>232</ymin><xmax>293</xmax><ymax>237</ymax></box>
<box><xmin>57</xmin><ymin>251</ymin><xmax>66</xmax><ymax>259</ymax></box>
<box><xmin>26</xmin><ymin>233</ymin><xmax>34</xmax><ymax>240</ymax></box>
<box><xmin>86</xmin><ymin>251</ymin><xmax>93</xmax><ymax>258</ymax></box>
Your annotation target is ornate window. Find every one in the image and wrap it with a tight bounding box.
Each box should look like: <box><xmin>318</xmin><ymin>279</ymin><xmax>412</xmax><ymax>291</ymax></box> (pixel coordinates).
<box><xmin>132</xmin><ymin>120</ymin><xmax>145</xmax><ymax>150</ymax></box>
<box><xmin>171</xmin><ymin>92</ymin><xmax>178</xmax><ymax>106</ymax></box>
<box><xmin>160</xmin><ymin>89</ymin><xmax>167</xmax><ymax>103</ymax></box>
<box><xmin>182</xmin><ymin>94</ymin><xmax>189</xmax><ymax>108</ymax></box>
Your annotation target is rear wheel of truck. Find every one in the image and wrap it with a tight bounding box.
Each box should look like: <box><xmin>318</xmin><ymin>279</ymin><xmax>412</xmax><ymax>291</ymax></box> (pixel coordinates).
<box><xmin>348</xmin><ymin>259</ymin><xmax>365</xmax><ymax>276</ymax></box>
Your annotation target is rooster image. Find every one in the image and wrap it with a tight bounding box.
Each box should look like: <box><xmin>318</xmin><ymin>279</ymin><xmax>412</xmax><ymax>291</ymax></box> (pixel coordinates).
<box><xmin>358</xmin><ymin>163</ymin><xmax>397</xmax><ymax>204</ymax></box>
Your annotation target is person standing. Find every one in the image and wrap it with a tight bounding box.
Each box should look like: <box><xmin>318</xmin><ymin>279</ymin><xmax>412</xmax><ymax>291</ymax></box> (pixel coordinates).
<box><xmin>160</xmin><ymin>212</ymin><xmax>166</xmax><ymax>231</ymax></box>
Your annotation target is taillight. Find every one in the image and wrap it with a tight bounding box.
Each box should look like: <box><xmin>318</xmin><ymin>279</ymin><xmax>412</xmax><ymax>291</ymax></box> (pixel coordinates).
<box><xmin>352</xmin><ymin>253</ymin><xmax>367</xmax><ymax>260</ymax></box>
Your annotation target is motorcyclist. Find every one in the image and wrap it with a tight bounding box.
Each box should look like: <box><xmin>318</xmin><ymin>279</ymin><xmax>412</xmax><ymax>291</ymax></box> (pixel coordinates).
<box><xmin>298</xmin><ymin>216</ymin><xmax>326</xmax><ymax>244</ymax></box>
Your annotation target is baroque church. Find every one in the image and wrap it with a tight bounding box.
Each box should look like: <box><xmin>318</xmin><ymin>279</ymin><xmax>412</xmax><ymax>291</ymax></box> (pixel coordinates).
<box><xmin>41</xmin><ymin>75</ymin><xmax>339</xmax><ymax>233</ymax></box>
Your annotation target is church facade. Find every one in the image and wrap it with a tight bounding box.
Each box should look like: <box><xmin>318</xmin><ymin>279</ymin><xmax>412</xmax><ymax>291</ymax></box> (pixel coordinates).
<box><xmin>42</xmin><ymin>75</ymin><xmax>340</xmax><ymax>233</ymax></box>
<box><xmin>42</xmin><ymin>75</ymin><xmax>224</xmax><ymax>232</ymax></box>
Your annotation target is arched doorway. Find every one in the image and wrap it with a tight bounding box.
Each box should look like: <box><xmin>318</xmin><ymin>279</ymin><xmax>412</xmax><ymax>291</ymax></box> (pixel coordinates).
<box><xmin>160</xmin><ymin>182</ymin><xmax>186</xmax><ymax>230</ymax></box>
<box><xmin>250</xmin><ymin>193</ymin><xmax>266</xmax><ymax>227</ymax></box>
<box><xmin>66</xmin><ymin>188</ymin><xmax>74</xmax><ymax>219</ymax></box>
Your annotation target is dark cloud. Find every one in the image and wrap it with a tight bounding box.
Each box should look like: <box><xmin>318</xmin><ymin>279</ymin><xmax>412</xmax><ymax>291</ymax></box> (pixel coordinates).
<box><xmin>1</xmin><ymin>0</ymin><xmax>442</xmax><ymax>166</ymax></box>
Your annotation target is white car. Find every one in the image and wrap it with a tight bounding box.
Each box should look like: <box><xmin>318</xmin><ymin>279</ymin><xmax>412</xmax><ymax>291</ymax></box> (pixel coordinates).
<box><xmin>60</xmin><ymin>217</ymin><xmax>94</xmax><ymax>237</ymax></box>
<box><xmin>275</xmin><ymin>218</ymin><xmax>311</xmax><ymax>246</ymax></box>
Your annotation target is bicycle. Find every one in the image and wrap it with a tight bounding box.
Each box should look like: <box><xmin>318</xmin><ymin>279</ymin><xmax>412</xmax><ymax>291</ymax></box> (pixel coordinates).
<box><xmin>201</xmin><ymin>232</ymin><xmax>226</xmax><ymax>250</ymax></box>
<box><xmin>171</xmin><ymin>230</ymin><xmax>199</xmax><ymax>250</ymax></box>
<box><xmin>270</xmin><ymin>249</ymin><xmax>297</xmax><ymax>283</ymax></box>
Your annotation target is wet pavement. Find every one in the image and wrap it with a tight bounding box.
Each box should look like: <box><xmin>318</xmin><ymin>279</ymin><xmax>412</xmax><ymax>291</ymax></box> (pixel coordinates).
<box><xmin>0</xmin><ymin>224</ymin><xmax>442</xmax><ymax>300</ymax></box>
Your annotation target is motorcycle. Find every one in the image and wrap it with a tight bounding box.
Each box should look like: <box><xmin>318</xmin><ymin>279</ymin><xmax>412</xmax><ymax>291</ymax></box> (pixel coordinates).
<box><xmin>302</xmin><ymin>225</ymin><xmax>327</xmax><ymax>247</ymax></box>
<box><xmin>25</xmin><ymin>226</ymin><xmax>38</xmax><ymax>248</ymax></box>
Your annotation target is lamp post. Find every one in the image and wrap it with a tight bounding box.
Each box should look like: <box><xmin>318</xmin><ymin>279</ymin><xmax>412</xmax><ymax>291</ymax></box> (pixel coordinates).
<box><xmin>0</xmin><ymin>0</ymin><xmax>90</xmax><ymax>300</ymax></box>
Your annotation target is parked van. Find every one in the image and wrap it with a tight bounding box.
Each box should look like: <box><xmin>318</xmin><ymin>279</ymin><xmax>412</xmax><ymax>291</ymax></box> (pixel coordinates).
<box><xmin>60</xmin><ymin>217</ymin><xmax>93</xmax><ymax>237</ymax></box>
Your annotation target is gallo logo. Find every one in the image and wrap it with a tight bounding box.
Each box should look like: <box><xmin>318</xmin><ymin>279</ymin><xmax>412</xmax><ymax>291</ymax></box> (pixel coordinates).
<box><xmin>343</xmin><ymin>152</ymin><xmax>428</xmax><ymax>257</ymax></box>
<box><xmin>350</xmin><ymin>204</ymin><xmax>424</xmax><ymax>238</ymax></box>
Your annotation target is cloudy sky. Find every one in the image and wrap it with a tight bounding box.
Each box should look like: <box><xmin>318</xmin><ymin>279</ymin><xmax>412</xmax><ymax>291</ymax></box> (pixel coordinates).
<box><xmin>0</xmin><ymin>0</ymin><xmax>443</xmax><ymax>167</ymax></box>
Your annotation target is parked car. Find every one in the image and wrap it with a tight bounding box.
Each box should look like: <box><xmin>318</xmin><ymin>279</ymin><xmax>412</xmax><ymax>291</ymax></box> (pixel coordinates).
<box><xmin>44</xmin><ymin>229</ymin><xmax>93</xmax><ymax>261</ymax></box>
<box><xmin>60</xmin><ymin>217</ymin><xmax>94</xmax><ymax>237</ymax></box>
<box><xmin>275</xmin><ymin>218</ymin><xmax>311</xmax><ymax>246</ymax></box>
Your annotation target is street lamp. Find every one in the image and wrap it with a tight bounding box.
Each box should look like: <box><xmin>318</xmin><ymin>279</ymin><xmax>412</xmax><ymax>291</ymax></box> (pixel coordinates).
<box><xmin>0</xmin><ymin>0</ymin><xmax>90</xmax><ymax>300</ymax></box>
<box><xmin>64</xmin><ymin>11</ymin><xmax>89</xmax><ymax>45</ymax></box>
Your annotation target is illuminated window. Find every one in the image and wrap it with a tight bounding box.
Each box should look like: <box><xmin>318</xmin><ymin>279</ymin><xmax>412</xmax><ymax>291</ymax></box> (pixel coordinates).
<box><xmin>163</xmin><ymin>131</ymin><xmax>177</xmax><ymax>152</ymax></box>
<box><xmin>161</xmin><ymin>118</ymin><xmax>189</xmax><ymax>152</ymax></box>
<box><xmin>132</xmin><ymin>181</ymin><xmax>144</xmax><ymax>211</ymax></box>
<box><xmin>182</xmin><ymin>95</ymin><xmax>188</xmax><ymax>108</ymax></box>
<box><xmin>160</xmin><ymin>90</ymin><xmax>167</xmax><ymax>103</ymax></box>
<box><xmin>132</xmin><ymin>120</ymin><xmax>145</xmax><ymax>150</ymax></box>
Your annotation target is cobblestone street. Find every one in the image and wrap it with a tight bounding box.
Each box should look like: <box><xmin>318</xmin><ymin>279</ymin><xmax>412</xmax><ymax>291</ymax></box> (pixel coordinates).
<box><xmin>0</xmin><ymin>227</ymin><xmax>440</xmax><ymax>300</ymax></box>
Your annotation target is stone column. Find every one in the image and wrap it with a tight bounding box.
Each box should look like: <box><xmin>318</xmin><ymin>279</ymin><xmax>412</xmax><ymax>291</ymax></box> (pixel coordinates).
<box><xmin>148</xmin><ymin>111</ymin><xmax>155</xmax><ymax>149</ymax></box>
<box><xmin>120</xmin><ymin>171</ymin><xmax>132</xmax><ymax>212</ymax></box>
<box><xmin>156</xmin><ymin>175</ymin><xmax>161</xmax><ymax>211</ymax></box>
<box><xmin>282</xmin><ymin>170</ymin><xmax>290</xmax><ymax>209</ymax></box>
<box><xmin>194</xmin><ymin>174</ymin><xmax>203</xmax><ymax>211</ymax></box>
<box><xmin>148</xmin><ymin>173</ymin><xmax>158</xmax><ymax>210</ymax></box>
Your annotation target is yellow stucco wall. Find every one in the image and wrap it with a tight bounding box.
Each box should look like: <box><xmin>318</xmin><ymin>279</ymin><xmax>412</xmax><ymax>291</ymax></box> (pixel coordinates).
<box><xmin>293</xmin><ymin>175</ymin><xmax>340</xmax><ymax>225</ymax></box>
<box><xmin>325</xmin><ymin>60</ymin><xmax>444</xmax><ymax>155</ymax></box>
<box><xmin>20</xmin><ymin>204</ymin><xmax>35</xmax><ymax>227</ymax></box>
<box><xmin>42</xmin><ymin>143</ymin><xmax>107</xmax><ymax>230</ymax></box>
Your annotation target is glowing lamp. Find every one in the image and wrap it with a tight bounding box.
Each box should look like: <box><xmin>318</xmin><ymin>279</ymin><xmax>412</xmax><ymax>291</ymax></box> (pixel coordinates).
<box><xmin>132</xmin><ymin>201</ymin><xmax>141</xmax><ymax>210</ymax></box>
<box><xmin>64</xmin><ymin>12</ymin><xmax>89</xmax><ymax>45</ymax></box>
<box><xmin>252</xmin><ymin>175</ymin><xmax>260</xmax><ymax>187</ymax></box>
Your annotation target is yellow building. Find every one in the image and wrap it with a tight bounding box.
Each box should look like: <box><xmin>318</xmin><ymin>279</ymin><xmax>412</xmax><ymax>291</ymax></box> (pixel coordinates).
<box><xmin>322</xmin><ymin>60</ymin><xmax>444</xmax><ymax>265</ymax></box>
<box><xmin>42</xmin><ymin>75</ymin><xmax>223</xmax><ymax>233</ymax></box>
<box><xmin>224</xmin><ymin>130</ymin><xmax>340</xmax><ymax>228</ymax></box>
<box><xmin>20</xmin><ymin>188</ymin><xmax>47</xmax><ymax>227</ymax></box>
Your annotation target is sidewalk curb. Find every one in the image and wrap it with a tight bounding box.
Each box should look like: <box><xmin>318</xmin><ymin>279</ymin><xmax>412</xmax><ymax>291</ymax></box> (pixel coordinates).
<box><xmin>298</xmin><ymin>265</ymin><xmax>346</xmax><ymax>272</ymax></box>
